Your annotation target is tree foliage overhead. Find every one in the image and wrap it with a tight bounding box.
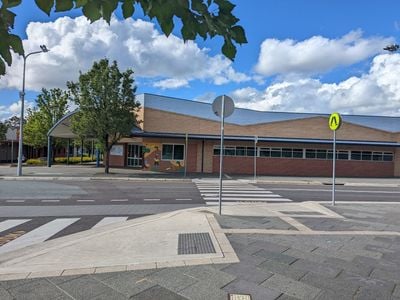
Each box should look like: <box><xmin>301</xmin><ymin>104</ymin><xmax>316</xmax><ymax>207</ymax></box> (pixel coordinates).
<box><xmin>67</xmin><ymin>58</ymin><xmax>140</xmax><ymax>174</ymax></box>
<box><xmin>0</xmin><ymin>0</ymin><xmax>247</xmax><ymax>76</ymax></box>
<box><xmin>24</xmin><ymin>88</ymin><xmax>69</xmax><ymax>148</ymax></box>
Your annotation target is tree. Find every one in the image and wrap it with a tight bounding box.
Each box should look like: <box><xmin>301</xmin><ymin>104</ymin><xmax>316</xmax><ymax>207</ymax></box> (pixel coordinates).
<box><xmin>0</xmin><ymin>0</ymin><xmax>247</xmax><ymax>76</ymax></box>
<box><xmin>68</xmin><ymin>58</ymin><xmax>140</xmax><ymax>174</ymax></box>
<box><xmin>24</xmin><ymin>88</ymin><xmax>69</xmax><ymax>149</ymax></box>
<box><xmin>0</xmin><ymin>121</ymin><xmax>7</xmax><ymax>141</ymax></box>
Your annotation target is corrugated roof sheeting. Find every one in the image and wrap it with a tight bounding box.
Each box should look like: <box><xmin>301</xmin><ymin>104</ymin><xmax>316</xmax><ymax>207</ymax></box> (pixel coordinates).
<box><xmin>143</xmin><ymin>93</ymin><xmax>400</xmax><ymax>133</ymax></box>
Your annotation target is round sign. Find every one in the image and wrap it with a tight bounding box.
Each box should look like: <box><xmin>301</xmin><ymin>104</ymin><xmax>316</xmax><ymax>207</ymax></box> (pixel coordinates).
<box><xmin>212</xmin><ymin>95</ymin><xmax>235</xmax><ymax>118</ymax></box>
<box><xmin>328</xmin><ymin>112</ymin><xmax>342</xmax><ymax>131</ymax></box>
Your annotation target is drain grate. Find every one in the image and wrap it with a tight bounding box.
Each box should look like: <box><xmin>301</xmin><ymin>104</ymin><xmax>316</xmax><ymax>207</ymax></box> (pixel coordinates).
<box><xmin>178</xmin><ymin>232</ymin><xmax>216</xmax><ymax>255</ymax></box>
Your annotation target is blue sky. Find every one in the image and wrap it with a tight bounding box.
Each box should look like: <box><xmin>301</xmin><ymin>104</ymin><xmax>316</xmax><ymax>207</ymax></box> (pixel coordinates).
<box><xmin>1</xmin><ymin>0</ymin><xmax>400</xmax><ymax>120</ymax></box>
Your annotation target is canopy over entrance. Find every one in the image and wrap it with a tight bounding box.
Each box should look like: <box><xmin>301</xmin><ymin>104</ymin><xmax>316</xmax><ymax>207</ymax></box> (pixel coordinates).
<box><xmin>47</xmin><ymin>110</ymin><xmax>79</xmax><ymax>139</ymax></box>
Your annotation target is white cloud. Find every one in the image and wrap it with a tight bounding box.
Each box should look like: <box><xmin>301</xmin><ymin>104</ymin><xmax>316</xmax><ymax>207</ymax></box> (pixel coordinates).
<box><xmin>0</xmin><ymin>100</ymin><xmax>35</xmax><ymax>121</ymax></box>
<box><xmin>153</xmin><ymin>78</ymin><xmax>189</xmax><ymax>89</ymax></box>
<box><xmin>0</xmin><ymin>16</ymin><xmax>249</xmax><ymax>91</ymax></box>
<box><xmin>255</xmin><ymin>30</ymin><xmax>394</xmax><ymax>76</ymax></box>
<box><xmin>231</xmin><ymin>53</ymin><xmax>400</xmax><ymax>116</ymax></box>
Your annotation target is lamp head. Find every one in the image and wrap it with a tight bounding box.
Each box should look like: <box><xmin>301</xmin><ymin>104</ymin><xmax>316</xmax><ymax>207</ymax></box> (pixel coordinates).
<box><xmin>40</xmin><ymin>45</ymin><xmax>49</xmax><ymax>52</ymax></box>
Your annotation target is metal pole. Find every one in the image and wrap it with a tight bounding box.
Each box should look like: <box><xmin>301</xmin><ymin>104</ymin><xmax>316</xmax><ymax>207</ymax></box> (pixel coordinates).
<box><xmin>17</xmin><ymin>56</ymin><xmax>27</xmax><ymax>176</ymax></box>
<box><xmin>11</xmin><ymin>140</ymin><xmax>14</xmax><ymax>165</ymax></box>
<box><xmin>254</xmin><ymin>136</ymin><xmax>257</xmax><ymax>182</ymax></box>
<box><xmin>218</xmin><ymin>96</ymin><xmax>225</xmax><ymax>215</ymax></box>
<box><xmin>47</xmin><ymin>136</ymin><xmax>52</xmax><ymax>167</ymax></box>
<box><xmin>184</xmin><ymin>133</ymin><xmax>188</xmax><ymax>177</ymax></box>
<box><xmin>67</xmin><ymin>138</ymin><xmax>70</xmax><ymax>165</ymax></box>
<box><xmin>332</xmin><ymin>130</ymin><xmax>336</xmax><ymax>206</ymax></box>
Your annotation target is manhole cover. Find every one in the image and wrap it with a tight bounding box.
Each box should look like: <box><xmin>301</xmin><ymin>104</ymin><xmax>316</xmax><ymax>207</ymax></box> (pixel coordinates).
<box><xmin>228</xmin><ymin>294</ymin><xmax>252</xmax><ymax>300</ymax></box>
<box><xmin>178</xmin><ymin>232</ymin><xmax>216</xmax><ymax>255</ymax></box>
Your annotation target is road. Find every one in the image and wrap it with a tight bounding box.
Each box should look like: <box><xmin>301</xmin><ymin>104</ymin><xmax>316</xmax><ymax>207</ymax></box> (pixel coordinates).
<box><xmin>1</xmin><ymin>178</ymin><xmax>400</xmax><ymax>253</ymax></box>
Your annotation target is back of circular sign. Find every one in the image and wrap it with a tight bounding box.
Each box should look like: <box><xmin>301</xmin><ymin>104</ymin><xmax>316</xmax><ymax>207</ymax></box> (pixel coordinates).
<box><xmin>212</xmin><ymin>95</ymin><xmax>235</xmax><ymax>118</ymax></box>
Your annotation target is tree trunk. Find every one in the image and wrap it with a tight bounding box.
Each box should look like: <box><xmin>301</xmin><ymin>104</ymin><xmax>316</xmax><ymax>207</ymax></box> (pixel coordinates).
<box><xmin>104</xmin><ymin>149</ymin><xmax>110</xmax><ymax>174</ymax></box>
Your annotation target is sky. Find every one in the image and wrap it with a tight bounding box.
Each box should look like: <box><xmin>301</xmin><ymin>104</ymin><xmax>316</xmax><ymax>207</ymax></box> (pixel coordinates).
<box><xmin>1</xmin><ymin>0</ymin><xmax>400</xmax><ymax>121</ymax></box>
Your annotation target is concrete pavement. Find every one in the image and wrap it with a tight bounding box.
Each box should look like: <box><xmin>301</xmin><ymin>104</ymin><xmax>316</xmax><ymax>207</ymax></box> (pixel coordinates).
<box><xmin>2</xmin><ymin>201</ymin><xmax>400</xmax><ymax>299</ymax></box>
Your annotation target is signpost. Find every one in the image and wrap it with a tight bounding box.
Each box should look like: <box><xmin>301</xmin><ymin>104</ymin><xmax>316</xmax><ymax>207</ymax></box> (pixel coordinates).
<box><xmin>328</xmin><ymin>112</ymin><xmax>342</xmax><ymax>206</ymax></box>
<box><xmin>212</xmin><ymin>95</ymin><xmax>235</xmax><ymax>215</ymax></box>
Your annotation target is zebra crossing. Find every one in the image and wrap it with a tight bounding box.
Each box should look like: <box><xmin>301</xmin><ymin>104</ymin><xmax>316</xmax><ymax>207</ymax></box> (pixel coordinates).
<box><xmin>193</xmin><ymin>179</ymin><xmax>292</xmax><ymax>205</ymax></box>
<box><xmin>0</xmin><ymin>216</ymin><xmax>130</xmax><ymax>255</ymax></box>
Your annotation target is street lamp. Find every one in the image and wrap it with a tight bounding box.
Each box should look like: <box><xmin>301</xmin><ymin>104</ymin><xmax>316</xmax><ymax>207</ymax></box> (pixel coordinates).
<box><xmin>17</xmin><ymin>44</ymin><xmax>49</xmax><ymax>176</ymax></box>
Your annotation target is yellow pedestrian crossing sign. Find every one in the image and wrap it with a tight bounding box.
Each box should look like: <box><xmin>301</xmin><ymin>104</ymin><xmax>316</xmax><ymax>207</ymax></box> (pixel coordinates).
<box><xmin>329</xmin><ymin>112</ymin><xmax>342</xmax><ymax>131</ymax></box>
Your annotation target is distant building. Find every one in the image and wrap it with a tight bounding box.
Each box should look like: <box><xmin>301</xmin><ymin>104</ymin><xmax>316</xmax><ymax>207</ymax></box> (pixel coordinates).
<box><xmin>49</xmin><ymin>93</ymin><xmax>400</xmax><ymax>177</ymax></box>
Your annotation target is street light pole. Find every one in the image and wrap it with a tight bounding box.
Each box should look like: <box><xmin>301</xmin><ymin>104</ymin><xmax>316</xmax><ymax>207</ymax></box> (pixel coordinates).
<box><xmin>17</xmin><ymin>45</ymin><xmax>49</xmax><ymax>176</ymax></box>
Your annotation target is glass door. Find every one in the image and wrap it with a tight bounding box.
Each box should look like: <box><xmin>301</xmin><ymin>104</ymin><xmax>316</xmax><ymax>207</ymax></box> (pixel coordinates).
<box><xmin>127</xmin><ymin>144</ymin><xmax>143</xmax><ymax>167</ymax></box>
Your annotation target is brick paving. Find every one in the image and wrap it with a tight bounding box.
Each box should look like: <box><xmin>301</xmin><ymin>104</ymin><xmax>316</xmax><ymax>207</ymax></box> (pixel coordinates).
<box><xmin>2</xmin><ymin>203</ymin><xmax>400</xmax><ymax>299</ymax></box>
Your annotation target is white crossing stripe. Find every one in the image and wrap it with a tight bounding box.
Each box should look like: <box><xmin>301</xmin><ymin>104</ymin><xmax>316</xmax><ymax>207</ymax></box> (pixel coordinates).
<box><xmin>77</xmin><ymin>200</ymin><xmax>95</xmax><ymax>202</ymax></box>
<box><xmin>193</xmin><ymin>179</ymin><xmax>292</xmax><ymax>205</ymax></box>
<box><xmin>144</xmin><ymin>199</ymin><xmax>160</xmax><ymax>201</ymax></box>
<box><xmin>41</xmin><ymin>200</ymin><xmax>60</xmax><ymax>203</ymax></box>
<box><xmin>92</xmin><ymin>217</ymin><xmax>129</xmax><ymax>229</ymax></box>
<box><xmin>110</xmin><ymin>199</ymin><xmax>128</xmax><ymax>202</ymax></box>
<box><xmin>0</xmin><ymin>218</ymin><xmax>80</xmax><ymax>254</ymax></box>
<box><xmin>176</xmin><ymin>198</ymin><xmax>192</xmax><ymax>201</ymax></box>
<box><xmin>6</xmin><ymin>200</ymin><xmax>25</xmax><ymax>203</ymax></box>
<box><xmin>0</xmin><ymin>219</ymin><xmax>31</xmax><ymax>233</ymax></box>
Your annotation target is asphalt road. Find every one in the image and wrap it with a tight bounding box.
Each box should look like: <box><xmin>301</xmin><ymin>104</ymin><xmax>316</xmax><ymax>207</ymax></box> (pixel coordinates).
<box><xmin>255</xmin><ymin>183</ymin><xmax>400</xmax><ymax>202</ymax></box>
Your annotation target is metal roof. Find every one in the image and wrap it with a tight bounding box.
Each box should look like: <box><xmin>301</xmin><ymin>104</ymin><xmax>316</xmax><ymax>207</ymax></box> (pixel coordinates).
<box><xmin>142</xmin><ymin>93</ymin><xmax>400</xmax><ymax>133</ymax></box>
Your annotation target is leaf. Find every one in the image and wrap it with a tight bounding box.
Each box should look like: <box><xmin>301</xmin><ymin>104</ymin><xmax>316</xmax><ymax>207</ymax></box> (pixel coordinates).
<box><xmin>34</xmin><ymin>0</ymin><xmax>54</xmax><ymax>15</ymax></box>
<box><xmin>222</xmin><ymin>38</ymin><xmax>236</xmax><ymax>61</ymax></box>
<box><xmin>0</xmin><ymin>44</ymin><xmax>12</xmax><ymax>65</ymax></box>
<box><xmin>231</xmin><ymin>25</ymin><xmax>247</xmax><ymax>44</ymax></box>
<box><xmin>55</xmin><ymin>0</ymin><xmax>73</xmax><ymax>11</ymax></box>
<box><xmin>101</xmin><ymin>0</ymin><xmax>118</xmax><ymax>23</ymax></box>
<box><xmin>0</xmin><ymin>59</ymin><xmax>5</xmax><ymax>76</ymax></box>
<box><xmin>82</xmin><ymin>1</ymin><xmax>101</xmax><ymax>22</ymax></box>
<box><xmin>4</xmin><ymin>0</ymin><xmax>22</xmax><ymax>8</ymax></box>
<box><xmin>8</xmin><ymin>34</ymin><xmax>24</xmax><ymax>55</ymax></box>
<box><xmin>75</xmin><ymin>0</ymin><xmax>88</xmax><ymax>7</ymax></box>
<box><xmin>121</xmin><ymin>0</ymin><xmax>134</xmax><ymax>18</ymax></box>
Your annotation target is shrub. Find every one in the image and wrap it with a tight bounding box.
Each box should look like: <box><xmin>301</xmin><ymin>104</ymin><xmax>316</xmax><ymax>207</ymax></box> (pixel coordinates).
<box><xmin>54</xmin><ymin>156</ymin><xmax>96</xmax><ymax>164</ymax></box>
<box><xmin>26</xmin><ymin>159</ymin><xmax>46</xmax><ymax>165</ymax></box>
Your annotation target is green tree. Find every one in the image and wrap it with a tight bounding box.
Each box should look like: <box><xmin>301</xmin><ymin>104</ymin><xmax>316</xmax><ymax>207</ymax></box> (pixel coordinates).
<box><xmin>24</xmin><ymin>88</ymin><xmax>69</xmax><ymax>149</ymax></box>
<box><xmin>68</xmin><ymin>58</ymin><xmax>140</xmax><ymax>174</ymax></box>
<box><xmin>0</xmin><ymin>0</ymin><xmax>247</xmax><ymax>76</ymax></box>
<box><xmin>0</xmin><ymin>121</ymin><xmax>7</xmax><ymax>141</ymax></box>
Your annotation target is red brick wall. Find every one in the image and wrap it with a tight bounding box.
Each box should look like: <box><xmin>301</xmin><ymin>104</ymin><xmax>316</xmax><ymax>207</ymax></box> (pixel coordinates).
<box><xmin>109</xmin><ymin>144</ymin><xmax>125</xmax><ymax>167</ymax></box>
<box><xmin>187</xmin><ymin>143</ymin><xmax>198</xmax><ymax>172</ymax></box>
<box><xmin>212</xmin><ymin>156</ymin><xmax>394</xmax><ymax>177</ymax></box>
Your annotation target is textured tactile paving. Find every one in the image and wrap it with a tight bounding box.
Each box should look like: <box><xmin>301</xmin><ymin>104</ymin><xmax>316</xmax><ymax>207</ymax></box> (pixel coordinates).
<box><xmin>178</xmin><ymin>233</ymin><xmax>216</xmax><ymax>255</ymax></box>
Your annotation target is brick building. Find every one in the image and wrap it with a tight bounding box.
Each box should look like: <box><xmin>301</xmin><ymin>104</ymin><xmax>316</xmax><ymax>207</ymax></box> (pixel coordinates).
<box><xmin>49</xmin><ymin>93</ymin><xmax>400</xmax><ymax>177</ymax></box>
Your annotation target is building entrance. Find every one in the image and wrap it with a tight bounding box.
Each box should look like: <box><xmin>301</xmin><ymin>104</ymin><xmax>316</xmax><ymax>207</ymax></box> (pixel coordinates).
<box><xmin>127</xmin><ymin>144</ymin><xmax>143</xmax><ymax>167</ymax></box>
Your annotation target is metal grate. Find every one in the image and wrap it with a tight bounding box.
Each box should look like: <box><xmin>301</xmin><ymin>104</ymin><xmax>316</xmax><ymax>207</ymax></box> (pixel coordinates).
<box><xmin>178</xmin><ymin>232</ymin><xmax>216</xmax><ymax>255</ymax></box>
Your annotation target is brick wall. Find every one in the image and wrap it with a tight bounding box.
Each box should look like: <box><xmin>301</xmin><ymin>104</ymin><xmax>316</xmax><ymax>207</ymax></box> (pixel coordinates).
<box><xmin>212</xmin><ymin>156</ymin><xmax>394</xmax><ymax>177</ymax></box>
<box><xmin>109</xmin><ymin>144</ymin><xmax>125</xmax><ymax>167</ymax></box>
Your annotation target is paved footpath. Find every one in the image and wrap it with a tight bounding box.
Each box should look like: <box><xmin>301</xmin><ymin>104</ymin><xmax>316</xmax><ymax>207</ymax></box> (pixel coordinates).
<box><xmin>2</xmin><ymin>202</ymin><xmax>400</xmax><ymax>299</ymax></box>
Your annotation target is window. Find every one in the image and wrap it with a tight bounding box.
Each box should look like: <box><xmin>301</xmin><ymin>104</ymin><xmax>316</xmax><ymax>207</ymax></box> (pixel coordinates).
<box><xmin>236</xmin><ymin>147</ymin><xmax>246</xmax><ymax>156</ymax></box>
<box><xmin>361</xmin><ymin>151</ymin><xmax>372</xmax><ymax>161</ymax></box>
<box><xmin>282</xmin><ymin>148</ymin><xmax>292</xmax><ymax>158</ymax></box>
<box><xmin>162</xmin><ymin>144</ymin><xmax>184</xmax><ymax>160</ymax></box>
<box><xmin>224</xmin><ymin>147</ymin><xmax>235</xmax><ymax>156</ymax></box>
<box><xmin>337</xmin><ymin>151</ymin><xmax>349</xmax><ymax>160</ymax></box>
<box><xmin>372</xmin><ymin>152</ymin><xmax>383</xmax><ymax>161</ymax></box>
<box><xmin>246</xmin><ymin>147</ymin><xmax>256</xmax><ymax>157</ymax></box>
<box><xmin>351</xmin><ymin>151</ymin><xmax>361</xmax><ymax>160</ymax></box>
<box><xmin>293</xmin><ymin>149</ymin><xmax>303</xmax><ymax>158</ymax></box>
<box><xmin>259</xmin><ymin>147</ymin><xmax>271</xmax><ymax>157</ymax></box>
<box><xmin>383</xmin><ymin>152</ymin><xmax>393</xmax><ymax>161</ymax></box>
<box><xmin>306</xmin><ymin>149</ymin><xmax>316</xmax><ymax>159</ymax></box>
<box><xmin>271</xmin><ymin>148</ymin><xmax>282</xmax><ymax>158</ymax></box>
<box><xmin>316</xmin><ymin>150</ymin><xmax>327</xmax><ymax>159</ymax></box>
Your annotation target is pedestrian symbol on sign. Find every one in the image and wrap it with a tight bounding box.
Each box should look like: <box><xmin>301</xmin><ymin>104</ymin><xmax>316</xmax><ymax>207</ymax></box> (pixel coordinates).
<box><xmin>328</xmin><ymin>113</ymin><xmax>342</xmax><ymax>131</ymax></box>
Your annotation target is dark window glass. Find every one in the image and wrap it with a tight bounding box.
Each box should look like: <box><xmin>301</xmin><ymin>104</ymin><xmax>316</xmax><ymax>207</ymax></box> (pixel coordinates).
<box><xmin>383</xmin><ymin>152</ymin><xmax>393</xmax><ymax>161</ymax></box>
<box><xmin>162</xmin><ymin>144</ymin><xmax>173</xmax><ymax>160</ymax></box>
<box><xmin>337</xmin><ymin>151</ymin><xmax>348</xmax><ymax>160</ymax></box>
<box><xmin>173</xmin><ymin>145</ymin><xmax>184</xmax><ymax>160</ymax></box>
<box><xmin>316</xmin><ymin>150</ymin><xmax>327</xmax><ymax>159</ymax></box>
<box><xmin>327</xmin><ymin>150</ymin><xmax>333</xmax><ymax>160</ymax></box>
<box><xmin>246</xmin><ymin>147</ymin><xmax>255</xmax><ymax>157</ymax></box>
<box><xmin>293</xmin><ymin>149</ymin><xmax>303</xmax><ymax>158</ymax></box>
<box><xmin>306</xmin><ymin>149</ymin><xmax>316</xmax><ymax>159</ymax></box>
<box><xmin>271</xmin><ymin>148</ymin><xmax>281</xmax><ymax>158</ymax></box>
<box><xmin>372</xmin><ymin>152</ymin><xmax>383</xmax><ymax>161</ymax></box>
<box><xmin>282</xmin><ymin>148</ymin><xmax>292</xmax><ymax>158</ymax></box>
<box><xmin>259</xmin><ymin>148</ymin><xmax>270</xmax><ymax>157</ymax></box>
<box><xmin>236</xmin><ymin>147</ymin><xmax>246</xmax><ymax>156</ymax></box>
<box><xmin>213</xmin><ymin>148</ymin><xmax>220</xmax><ymax>155</ymax></box>
<box><xmin>361</xmin><ymin>151</ymin><xmax>372</xmax><ymax>161</ymax></box>
<box><xmin>224</xmin><ymin>147</ymin><xmax>235</xmax><ymax>156</ymax></box>
<box><xmin>351</xmin><ymin>151</ymin><xmax>361</xmax><ymax>160</ymax></box>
